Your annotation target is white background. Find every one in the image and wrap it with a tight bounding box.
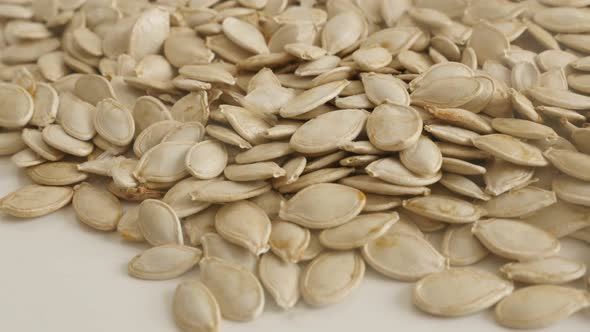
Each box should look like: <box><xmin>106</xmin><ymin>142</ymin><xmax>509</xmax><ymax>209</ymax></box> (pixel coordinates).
<box><xmin>0</xmin><ymin>157</ymin><xmax>589</xmax><ymax>332</ymax></box>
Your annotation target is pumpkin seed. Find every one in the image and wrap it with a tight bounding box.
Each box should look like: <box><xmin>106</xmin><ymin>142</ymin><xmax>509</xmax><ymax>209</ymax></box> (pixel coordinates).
<box><xmin>413</xmin><ymin>268</ymin><xmax>513</xmax><ymax>317</ymax></box>
<box><xmin>362</xmin><ymin>232</ymin><xmax>446</xmax><ymax>281</ymax></box>
<box><xmin>400</xmin><ymin>136</ymin><xmax>442</xmax><ymax>176</ymax></box>
<box><xmin>480</xmin><ymin>186</ymin><xmax>557</xmax><ymax>218</ymax></box>
<box><xmin>403</xmin><ymin>195</ymin><xmax>486</xmax><ymax>224</ymax></box>
<box><xmin>185</xmin><ymin>140</ymin><xmax>227</xmax><ymax>180</ymax></box>
<box><xmin>544</xmin><ymin>148</ymin><xmax>590</xmax><ymax>181</ymax></box>
<box><xmin>199</xmin><ymin>257</ymin><xmax>265</xmax><ymax>321</ymax></box>
<box><xmin>190</xmin><ymin>180</ymin><xmax>271</xmax><ymax>203</ymax></box>
<box><xmin>495</xmin><ymin>285</ymin><xmax>590</xmax><ymax>329</ymax></box>
<box><xmin>522</xmin><ymin>200</ymin><xmax>590</xmax><ymax>238</ymax></box>
<box><xmin>26</xmin><ymin>161</ymin><xmax>87</xmax><ymax>186</ymax></box>
<box><xmin>440</xmin><ymin>174</ymin><xmax>491</xmax><ymax>201</ymax></box>
<box><xmin>134</xmin><ymin>142</ymin><xmax>192</xmax><ymax>183</ymax></box>
<box><xmin>366</xmin><ymin>157</ymin><xmax>441</xmax><ymax>187</ymax></box>
<box><xmin>0</xmin><ymin>184</ymin><xmax>72</xmax><ymax>218</ymax></box>
<box><xmin>258</xmin><ymin>253</ymin><xmax>301</xmax><ymax>310</ymax></box>
<box><xmin>183</xmin><ymin>206</ymin><xmax>219</xmax><ymax>247</ymax></box>
<box><xmin>279</xmin><ymin>80</ymin><xmax>349</xmax><ymax>118</ymax></box>
<box><xmin>117</xmin><ymin>206</ymin><xmax>144</xmax><ymax>242</ymax></box>
<box><xmin>173</xmin><ymin>280</ymin><xmax>220</xmax><ymax>332</ymax></box>
<box><xmin>279</xmin><ymin>183</ymin><xmax>365</xmax><ymax>229</ymax></box>
<box><xmin>340</xmin><ymin>175</ymin><xmax>431</xmax><ymax>196</ymax></box>
<box><xmin>472</xmin><ymin>134</ymin><xmax>547</xmax><ymax>167</ymax></box>
<box><xmin>215</xmin><ymin>200</ymin><xmax>271</xmax><ymax>255</ymax></box>
<box><xmin>73</xmin><ymin>182</ymin><xmax>122</xmax><ymax>231</ymax></box>
<box><xmin>41</xmin><ymin>124</ymin><xmax>94</xmax><ymax>157</ymax></box>
<box><xmin>128</xmin><ymin>244</ymin><xmax>201</xmax><ymax>280</ymax></box>
<box><xmin>138</xmin><ymin>199</ymin><xmax>183</xmax><ymax>246</ymax></box>
<box><xmin>319</xmin><ymin>212</ymin><xmax>399</xmax><ymax>250</ymax></box>
<box><xmin>268</xmin><ymin>220</ymin><xmax>310</xmax><ymax>263</ymax></box>
<box><xmin>300</xmin><ymin>251</ymin><xmax>365</xmax><ymax>306</ymax></box>
<box><xmin>472</xmin><ymin>218</ymin><xmax>561</xmax><ymax>261</ymax></box>
<box><xmin>162</xmin><ymin>178</ymin><xmax>214</xmax><ymax>219</ymax></box>
<box><xmin>441</xmin><ymin>224</ymin><xmax>489</xmax><ymax>266</ymax></box>
<box><xmin>501</xmin><ymin>257</ymin><xmax>587</xmax><ymax>285</ymax></box>
<box><xmin>367</xmin><ymin>103</ymin><xmax>422</xmax><ymax>152</ymax></box>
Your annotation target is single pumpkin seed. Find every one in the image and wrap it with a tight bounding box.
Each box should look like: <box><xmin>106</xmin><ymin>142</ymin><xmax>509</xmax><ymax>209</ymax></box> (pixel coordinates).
<box><xmin>128</xmin><ymin>244</ymin><xmax>202</xmax><ymax>280</ymax></box>
<box><xmin>73</xmin><ymin>182</ymin><xmax>122</xmax><ymax>231</ymax></box>
<box><xmin>0</xmin><ymin>184</ymin><xmax>73</xmax><ymax>218</ymax></box>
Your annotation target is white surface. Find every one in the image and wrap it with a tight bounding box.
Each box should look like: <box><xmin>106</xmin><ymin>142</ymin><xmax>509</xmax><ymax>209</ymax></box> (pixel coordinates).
<box><xmin>0</xmin><ymin>157</ymin><xmax>589</xmax><ymax>332</ymax></box>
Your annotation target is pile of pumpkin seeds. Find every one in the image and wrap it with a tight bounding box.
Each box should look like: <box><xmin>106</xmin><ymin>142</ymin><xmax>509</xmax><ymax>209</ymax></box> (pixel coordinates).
<box><xmin>2</xmin><ymin>0</ymin><xmax>590</xmax><ymax>330</ymax></box>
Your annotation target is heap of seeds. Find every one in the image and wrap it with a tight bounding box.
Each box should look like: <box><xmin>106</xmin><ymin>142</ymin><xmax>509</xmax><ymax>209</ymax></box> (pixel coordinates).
<box><xmin>2</xmin><ymin>0</ymin><xmax>590</xmax><ymax>330</ymax></box>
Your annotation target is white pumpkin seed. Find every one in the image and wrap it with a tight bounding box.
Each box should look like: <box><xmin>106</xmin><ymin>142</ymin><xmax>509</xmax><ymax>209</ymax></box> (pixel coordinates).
<box><xmin>138</xmin><ymin>199</ymin><xmax>183</xmax><ymax>246</ymax></box>
<box><xmin>117</xmin><ymin>206</ymin><xmax>144</xmax><ymax>242</ymax></box>
<box><xmin>413</xmin><ymin>268</ymin><xmax>514</xmax><ymax>317</ymax></box>
<box><xmin>269</xmin><ymin>220</ymin><xmax>310</xmax><ymax>263</ymax></box>
<box><xmin>441</xmin><ymin>224</ymin><xmax>488</xmax><ymax>266</ymax></box>
<box><xmin>215</xmin><ymin>201</ymin><xmax>271</xmax><ymax>255</ymax></box>
<box><xmin>362</xmin><ymin>232</ymin><xmax>446</xmax><ymax>281</ymax></box>
<box><xmin>183</xmin><ymin>206</ymin><xmax>219</xmax><ymax>246</ymax></box>
<box><xmin>73</xmin><ymin>182</ymin><xmax>122</xmax><ymax>231</ymax></box>
<box><xmin>319</xmin><ymin>212</ymin><xmax>399</xmax><ymax>250</ymax></box>
<box><xmin>162</xmin><ymin>177</ymin><xmax>214</xmax><ymax>219</ymax></box>
<box><xmin>128</xmin><ymin>244</ymin><xmax>201</xmax><ymax>280</ymax></box>
<box><xmin>367</xmin><ymin>103</ymin><xmax>422</xmax><ymax>152</ymax></box>
<box><xmin>501</xmin><ymin>257</ymin><xmax>586</xmax><ymax>285</ymax></box>
<box><xmin>199</xmin><ymin>257</ymin><xmax>265</xmax><ymax>321</ymax></box>
<box><xmin>190</xmin><ymin>180</ymin><xmax>271</xmax><ymax>203</ymax></box>
<box><xmin>173</xmin><ymin>280</ymin><xmax>220</xmax><ymax>332</ymax></box>
<box><xmin>300</xmin><ymin>251</ymin><xmax>365</xmax><ymax>306</ymax></box>
<box><xmin>134</xmin><ymin>142</ymin><xmax>192</xmax><ymax>183</ymax></box>
<box><xmin>472</xmin><ymin>134</ymin><xmax>547</xmax><ymax>167</ymax></box>
<box><xmin>258</xmin><ymin>253</ymin><xmax>301</xmax><ymax>310</ymax></box>
<box><xmin>366</xmin><ymin>157</ymin><xmax>442</xmax><ymax>187</ymax></box>
<box><xmin>290</xmin><ymin>109</ymin><xmax>368</xmax><ymax>154</ymax></box>
<box><xmin>0</xmin><ymin>184</ymin><xmax>72</xmax><ymax>218</ymax></box>
<box><xmin>41</xmin><ymin>124</ymin><xmax>94</xmax><ymax>157</ymax></box>
<box><xmin>544</xmin><ymin>148</ymin><xmax>590</xmax><ymax>181</ymax></box>
<box><xmin>279</xmin><ymin>183</ymin><xmax>366</xmax><ymax>229</ymax></box>
<box><xmin>472</xmin><ymin>218</ymin><xmax>560</xmax><ymax>261</ymax></box>
<box><xmin>480</xmin><ymin>186</ymin><xmax>556</xmax><ymax>218</ymax></box>
<box><xmin>26</xmin><ymin>162</ymin><xmax>87</xmax><ymax>186</ymax></box>
<box><xmin>339</xmin><ymin>175</ymin><xmax>431</xmax><ymax>196</ymax></box>
<box><xmin>495</xmin><ymin>285</ymin><xmax>590</xmax><ymax>329</ymax></box>
<box><xmin>403</xmin><ymin>195</ymin><xmax>486</xmax><ymax>224</ymax></box>
<box><xmin>185</xmin><ymin>140</ymin><xmax>227</xmax><ymax>180</ymax></box>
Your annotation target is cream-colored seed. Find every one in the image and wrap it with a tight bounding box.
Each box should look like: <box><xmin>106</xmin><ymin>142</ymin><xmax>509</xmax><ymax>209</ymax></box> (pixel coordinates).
<box><xmin>3</xmin><ymin>1</ymin><xmax>590</xmax><ymax>330</ymax></box>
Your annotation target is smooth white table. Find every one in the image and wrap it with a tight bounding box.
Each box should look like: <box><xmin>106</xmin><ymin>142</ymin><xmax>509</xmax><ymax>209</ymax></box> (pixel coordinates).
<box><xmin>1</xmin><ymin>157</ymin><xmax>588</xmax><ymax>332</ymax></box>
